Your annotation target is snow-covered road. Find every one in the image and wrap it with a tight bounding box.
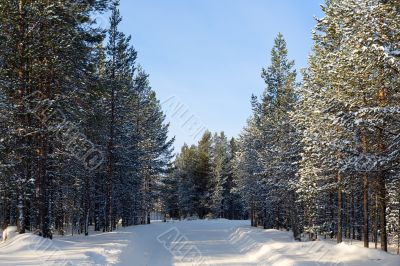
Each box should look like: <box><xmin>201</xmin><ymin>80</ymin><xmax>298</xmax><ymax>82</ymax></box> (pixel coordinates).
<box><xmin>1</xmin><ymin>219</ymin><xmax>399</xmax><ymax>266</ymax></box>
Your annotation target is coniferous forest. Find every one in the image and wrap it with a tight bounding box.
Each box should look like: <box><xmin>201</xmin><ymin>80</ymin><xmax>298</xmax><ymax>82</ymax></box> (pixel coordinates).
<box><xmin>1</xmin><ymin>0</ymin><xmax>400</xmax><ymax>261</ymax></box>
<box><xmin>0</xmin><ymin>0</ymin><xmax>173</xmax><ymax>238</ymax></box>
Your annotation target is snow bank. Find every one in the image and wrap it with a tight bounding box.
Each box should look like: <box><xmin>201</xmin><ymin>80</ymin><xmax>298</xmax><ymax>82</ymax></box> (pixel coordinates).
<box><xmin>332</xmin><ymin>242</ymin><xmax>399</xmax><ymax>266</ymax></box>
<box><xmin>0</xmin><ymin>233</ymin><xmax>55</xmax><ymax>252</ymax></box>
<box><xmin>0</xmin><ymin>231</ymin><xmax>122</xmax><ymax>265</ymax></box>
<box><xmin>193</xmin><ymin>221</ymin><xmax>400</xmax><ymax>266</ymax></box>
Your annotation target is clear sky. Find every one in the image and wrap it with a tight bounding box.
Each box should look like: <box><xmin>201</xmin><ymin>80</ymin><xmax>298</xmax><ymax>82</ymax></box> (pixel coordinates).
<box><xmin>117</xmin><ymin>0</ymin><xmax>324</xmax><ymax>153</ymax></box>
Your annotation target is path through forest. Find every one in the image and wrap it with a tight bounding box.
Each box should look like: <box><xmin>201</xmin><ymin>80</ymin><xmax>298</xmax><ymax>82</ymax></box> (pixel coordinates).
<box><xmin>1</xmin><ymin>220</ymin><xmax>399</xmax><ymax>266</ymax></box>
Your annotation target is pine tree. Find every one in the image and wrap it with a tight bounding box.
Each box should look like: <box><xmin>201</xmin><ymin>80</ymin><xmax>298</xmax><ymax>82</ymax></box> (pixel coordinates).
<box><xmin>225</xmin><ymin>137</ymin><xmax>244</xmax><ymax>220</ymax></box>
<box><xmin>235</xmin><ymin>116</ymin><xmax>264</xmax><ymax>226</ymax></box>
<box><xmin>132</xmin><ymin>68</ymin><xmax>174</xmax><ymax>224</ymax></box>
<box><xmin>192</xmin><ymin>131</ymin><xmax>213</xmax><ymax>218</ymax></box>
<box><xmin>104</xmin><ymin>0</ymin><xmax>137</xmax><ymax>231</ymax></box>
<box><xmin>235</xmin><ymin>33</ymin><xmax>300</xmax><ymax>234</ymax></box>
<box><xmin>175</xmin><ymin>144</ymin><xmax>199</xmax><ymax>218</ymax></box>
<box><xmin>210</xmin><ymin>132</ymin><xmax>230</xmax><ymax>218</ymax></box>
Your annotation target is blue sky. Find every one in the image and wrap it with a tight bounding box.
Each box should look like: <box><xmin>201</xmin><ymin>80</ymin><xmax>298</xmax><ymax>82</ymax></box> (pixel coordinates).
<box><xmin>118</xmin><ymin>0</ymin><xmax>324</xmax><ymax>153</ymax></box>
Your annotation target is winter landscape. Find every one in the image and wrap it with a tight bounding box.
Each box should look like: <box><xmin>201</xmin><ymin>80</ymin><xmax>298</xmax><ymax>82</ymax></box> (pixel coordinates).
<box><xmin>0</xmin><ymin>0</ymin><xmax>400</xmax><ymax>265</ymax></box>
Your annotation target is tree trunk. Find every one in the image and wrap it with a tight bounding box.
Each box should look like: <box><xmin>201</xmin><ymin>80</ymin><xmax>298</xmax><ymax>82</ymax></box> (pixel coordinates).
<box><xmin>374</xmin><ymin>193</ymin><xmax>378</xmax><ymax>249</ymax></box>
<box><xmin>377</xmin><ymin>51</ymin><xmax>387</xmax><ymax>251</ymax></box>
<box><xmin>378</xmin><ymin>172</ymin><xmax>387</xmax><ymax>252</ymax></box>
<box><xmin>250</xmin><ymin>202</ymin><xmax>254</xmax><ymax>227</ymax></box>
<box><xmin>363</xmin><ymin>174</ymin><xmax>369</xmax><ymax>247</ymax></box>
<box><xmin>291</xmin><ymin>191</ymin><xmax>299</xmax><ymax>240</ymax></box>
<box><xmin>38</xmin><ymin>134</ymin><xmax>51</xmax><ymax>238</ymax></box>
<box><xmin>17</xmin><ymin>194</ymin><xmax>25</xmax><ymax>234</ymax></box>
<box><xmin>351</xmin><ymin>192</ymin><xmax>355</xmax><ymax>240</ymax></box>
<box><xmin>337</xmin><ymin>173</ymin><xmax>343</xmax><ymax>243</ymax></box>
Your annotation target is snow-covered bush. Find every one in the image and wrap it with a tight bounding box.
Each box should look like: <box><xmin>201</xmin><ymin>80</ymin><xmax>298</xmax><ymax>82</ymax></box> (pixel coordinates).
<box><xmin>1</xmin><ymin>226</ymin><xmax>18</xmax><ymax>242</ymax></box>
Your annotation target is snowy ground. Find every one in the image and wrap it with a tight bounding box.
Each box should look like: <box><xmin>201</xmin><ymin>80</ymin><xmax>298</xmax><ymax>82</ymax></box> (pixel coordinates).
<box><xmin>1</xmin><ymin>219</ymin><xmax>399</xmax><ymax>266</ymax></box>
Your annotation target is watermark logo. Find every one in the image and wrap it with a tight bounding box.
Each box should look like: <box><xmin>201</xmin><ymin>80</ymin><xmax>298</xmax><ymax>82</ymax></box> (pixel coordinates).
<box><xmin>157</xmin><ymin>227</ymin><xmax>207</xmax><ymax>266</ymax></box>
<box><xmin>26</xmin><ymin>235</ymin><xmax>73</xmax><ymax>266</ymax></box>
<box><xmin>23</xmin><ymin>91</ymin><xmax>104</xmax><ymax>171</ymax></box>
<box><xmin>161</xmin><ymin>95</ymin><xmax>207</xmax><ymax>142</ymax></box>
